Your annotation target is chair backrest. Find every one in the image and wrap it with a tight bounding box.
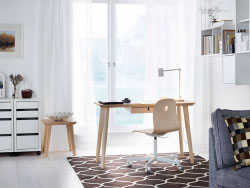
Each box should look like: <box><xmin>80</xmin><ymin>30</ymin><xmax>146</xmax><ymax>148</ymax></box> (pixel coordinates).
<box><xmin>153</xmin><ymin>99</ymin><xmax>180</xmax><ymax>134</ymax></box>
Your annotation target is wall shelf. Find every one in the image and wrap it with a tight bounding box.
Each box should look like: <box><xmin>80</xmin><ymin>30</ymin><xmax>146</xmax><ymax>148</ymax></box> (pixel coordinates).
<box><xmin>201</xmin><ymin>25</ymin><xmax>235</xmax><ymax>56</ymax></box>
<box><xmin>238</xmin><ymin>18</ymin><xmax>250</xmax><ymax>23</ymax></box>
<box><xmin>202</xmin><ymin>54</ymin><xmax>222</xmax><ymax>57</ymax></box>
<box><xmin>202</xmin><ymin>0</ymin><xmax>250</xmax><ymax>85</ymax></box>
<box><xmin>236</xmin><ymin>50</ymin><xmax>250</xmax><ymax>54</ymax></box>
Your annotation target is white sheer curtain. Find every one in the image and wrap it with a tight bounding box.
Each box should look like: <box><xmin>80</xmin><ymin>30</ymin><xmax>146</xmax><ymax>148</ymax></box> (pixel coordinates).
<box><xmin>144</xmin><ymin>0</ymin><xmax>207</xmax><ymax>155</ymax></box>
<box><xmin>38</xmin><ymin>0</ymin><xmax>73</xmax><ymax>150</ymax></box>
<box><xmin>37</xmin><ymin>0</ymin><xmax>207</xmax><ymax>154</ymax></box>
<box><xmin>144</xmin><ymin>0</ymin><xmax>184</xmax><ymax>100</ymax></box>
<box><xmin>72</xmin><ymin>0</ymin><xmax>97</xmax><ymax>147</ymax></box>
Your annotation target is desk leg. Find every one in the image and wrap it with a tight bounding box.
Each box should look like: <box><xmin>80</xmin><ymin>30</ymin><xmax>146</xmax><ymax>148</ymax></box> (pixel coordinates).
<box><xmin>96</xmin><ymin>108</ymin><xmax>105</xmax><ymax>163</ymax></box>
<box><xmin>183</xmin><ymin>106</ymin><xmax>194</xmax><ymax>164</ymax></box>
<box><xmin>177</xmin><ymin>106</ymin><xmax>184</xmax><ymax>159</ymax></box>
<box><xmin>101</xmin><ymin>108</ymin><xmax>110</xmax><ymax>169</ymax></box>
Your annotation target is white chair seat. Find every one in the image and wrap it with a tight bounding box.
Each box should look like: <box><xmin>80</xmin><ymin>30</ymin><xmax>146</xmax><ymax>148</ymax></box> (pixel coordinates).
<box><xmin>127</xmin><ymin>99</ymin><xmax>182</xmax><ymax>173</ymax></box>
<box><xmin>133</xmin><ymin>129</ymin><xmax>154</xmax><ymax>134</ymax></box>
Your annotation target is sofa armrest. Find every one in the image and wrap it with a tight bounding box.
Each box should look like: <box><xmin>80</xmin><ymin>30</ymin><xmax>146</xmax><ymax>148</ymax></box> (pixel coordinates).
<box><xmin>209</xmin><ymin>127</ymin><xmax>219</xmax><ymax>188</ymax></box>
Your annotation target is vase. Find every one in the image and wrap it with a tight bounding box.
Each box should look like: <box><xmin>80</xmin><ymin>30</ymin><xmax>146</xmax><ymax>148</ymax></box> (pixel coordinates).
<box><xmin>13</xmin><ymin>86</ymin><xmax>17</xmax><ymax>98</ymax></box>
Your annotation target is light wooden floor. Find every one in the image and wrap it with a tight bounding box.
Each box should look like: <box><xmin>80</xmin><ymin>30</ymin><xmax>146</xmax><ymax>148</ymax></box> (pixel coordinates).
<box><xmin>0</xmin><ymin>132</ymin><xmax>190</xmax><ymax>188</ymax></box>
<box><xmin>0</xmin><ymin>152</ymin><xmax>83</xmax><ymax>188</ymax></box>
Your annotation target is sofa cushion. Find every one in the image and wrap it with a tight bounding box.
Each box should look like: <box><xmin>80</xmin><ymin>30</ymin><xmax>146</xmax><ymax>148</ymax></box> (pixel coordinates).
<box><xmin>217</xmin><ymin>166</ymin><xmax>250</xmax><ymax>188</ymax></box>
<box><xmin>225</xmin><ymin>117</ymin><xmax>250</xmax><ymax>170</ymax></box>
<box><xmin>211</xmin><ymin>109</ymin><xmax>250</xmax><ymax>168</ymax></box>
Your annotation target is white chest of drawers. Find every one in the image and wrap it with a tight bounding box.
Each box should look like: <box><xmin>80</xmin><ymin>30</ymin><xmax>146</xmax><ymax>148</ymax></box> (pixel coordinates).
<box><xmin>0</xmin><ymin>99</ymin><xmax>13</xmax><ymax>152</ymax></box>
<box><xmin>0</xmin><ymin>98</ymin><xmax>41</xmax><ymax>154</ymax></box>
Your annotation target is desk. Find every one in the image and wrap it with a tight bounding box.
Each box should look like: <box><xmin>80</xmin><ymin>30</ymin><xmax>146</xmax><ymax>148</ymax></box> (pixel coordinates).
<box><xmin>95</xmin><ymin>101</ymin><xmax>195</xmax><ymax>169</ymax></box>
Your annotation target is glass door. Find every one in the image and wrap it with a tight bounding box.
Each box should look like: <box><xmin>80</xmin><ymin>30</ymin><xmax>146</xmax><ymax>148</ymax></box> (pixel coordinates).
<box><xmin>110</xmin><ymin>0</ymin><xmax>147</xmax><ymax>130</ymax></box>
<box><xmin>73</xmin><ymin>0</ymin><xmax>147</xmax><ymax>131</ymax></box>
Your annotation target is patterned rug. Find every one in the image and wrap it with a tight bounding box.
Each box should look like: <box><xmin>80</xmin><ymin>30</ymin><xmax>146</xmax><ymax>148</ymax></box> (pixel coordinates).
<box><xmin>67</xmin><ymin>153</ymin><xmax>209</xmax><ymax>188</ymax></box>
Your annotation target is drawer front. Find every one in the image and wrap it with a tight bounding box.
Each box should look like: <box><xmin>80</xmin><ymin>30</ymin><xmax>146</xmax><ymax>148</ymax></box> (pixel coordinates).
<box><xmin>0</xmin><ymin>121</ymin><xmax>12</xmax><ymax>134</ymax></box>
<box><xmin>16</xmin><ymin>135</ymin><xmax>39</xmax><ymax>150</ymax></box>
<box><xmin>16</xmin><ymin>120</ymin><xmax>39</xmax><ymax>134</ymax></box>
<box><xmin>16</xmin><ymin>102</ymin><xmax>38</xmax><ymax>109</ymax></box>
<box><xmin>0</xmin><ymin>136</ymin><xmax>12</xmax><ymax>151</ymax></box>
<box><xmin>0</xmin><ymin>111</ymin><xmax>12</xmax><ymax>119</ymax></box>
<box><xmin>16</xmin><ymin>111</ymin><xmax>39</xmax><ymax>118</ymax></box>
<box><xmin>0</xmin><ymin>102</ymin><xmax>12</xmax><ymax>110</ymax></box>
<box><xmin>130</xmin><ymin>107</ymin><xmax>154</xmax><ymax>114</ymax></box>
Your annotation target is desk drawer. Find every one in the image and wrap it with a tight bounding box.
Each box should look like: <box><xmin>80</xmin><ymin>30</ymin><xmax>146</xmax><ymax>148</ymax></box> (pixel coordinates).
<box><xmin>16</xmin><ymin>120</ymin><xmax>39</xmax><ymax>134</ymax></box>
<box><xmin>130</xmin><ymin>107</ymin><xmax>154</xmax><ymax>113</ymax></box>
<box><xmin>0</xmin><ymin>136</ymin><xmax>12</xmax><ymax>151</ymax></box>
<box><xmin>16</xmin><ymin>135</ymin><xmax>39</xmax><ymax>150</ymax></box>
<box><xmin>16</xmin><ymin>102</ymin><xmax>38</xmax><ymax>109</ymax></box>
<box><xmin>0</xmin><ymin>102</ymin><xmax>12</xmax><ymax>110</ymax></box>
<box><xmin>16</xmin><ymin>111</ymin><xmax>39</xmax><ymax>118</ymax></box>
<box><xmin>0</xmin><ymin>121</ymin><xmax>12</xmax><ymax>134</ymax></box>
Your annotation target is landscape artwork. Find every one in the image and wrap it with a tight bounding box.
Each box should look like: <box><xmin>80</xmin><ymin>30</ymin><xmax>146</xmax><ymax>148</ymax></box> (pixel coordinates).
<box><xmin>0</xmin><ymin>31</ymin><xmax>15</xmax><ymax>52</ymax></box>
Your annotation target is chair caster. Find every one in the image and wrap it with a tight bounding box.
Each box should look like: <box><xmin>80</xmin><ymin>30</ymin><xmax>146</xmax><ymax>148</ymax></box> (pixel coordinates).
<box><xmin>177</xmin><ymin>165</ymin><xmax>182</xmax><ymax>171</ymax></box>
<box><xmin>145</xmin><ymin>167</ymin><xmax>151</xmax><ymax>173</ymax></box>
<box><xmin>127</xmin><ymin>161</ymin><xmax>132</xmax><ymax>168</ymax></box>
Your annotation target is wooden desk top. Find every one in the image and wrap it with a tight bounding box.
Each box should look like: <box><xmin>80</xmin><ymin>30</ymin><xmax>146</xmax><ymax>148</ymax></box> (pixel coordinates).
<box><xmin>42</xmin><ymin>119</ymin><xmax>77</xmax><ymax>125</ymax></box>
<box><xmin>95</xmin><ymin>101</ymin><xmax>195</xmax><ymax>108</ymax></box>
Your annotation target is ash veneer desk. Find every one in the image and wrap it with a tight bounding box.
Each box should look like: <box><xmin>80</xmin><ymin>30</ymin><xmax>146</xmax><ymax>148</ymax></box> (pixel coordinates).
<box><xmin>95</xmin><ymin>101</ymin><xmax>195</xmax><ymax>169</ymax></box>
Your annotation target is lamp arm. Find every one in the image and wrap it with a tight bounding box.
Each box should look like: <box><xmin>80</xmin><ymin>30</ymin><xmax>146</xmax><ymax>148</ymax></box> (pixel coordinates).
<box><xmin>160</xmin><ymin>68</ymin><xmax>182</xmax><ymax>101</ymax></box>
<box><xmin>163</xmin><ymin>68</ymin><xmax>181</xmax><ymax>72</ymax></box>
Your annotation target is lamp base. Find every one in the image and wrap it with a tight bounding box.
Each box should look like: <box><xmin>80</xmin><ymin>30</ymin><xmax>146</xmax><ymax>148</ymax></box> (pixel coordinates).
<box><xmin>175</xmin><ymin>99</ymin><xmax>184</xmax><ymax>102</ymax></box>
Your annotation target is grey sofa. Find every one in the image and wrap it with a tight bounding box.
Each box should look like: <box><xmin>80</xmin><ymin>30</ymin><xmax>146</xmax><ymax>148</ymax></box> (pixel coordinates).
<box><xmin>210</xmin><ymin>109</ymin><xmax>250</xmax><ymax>188</ymax></box>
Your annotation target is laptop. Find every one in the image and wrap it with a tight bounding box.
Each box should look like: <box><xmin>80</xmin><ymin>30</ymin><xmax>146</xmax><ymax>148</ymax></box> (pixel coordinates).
<box><xmin>99</xmin><ymin>101</ymin><xmax>124</xmax><ymax>105</ymax></box>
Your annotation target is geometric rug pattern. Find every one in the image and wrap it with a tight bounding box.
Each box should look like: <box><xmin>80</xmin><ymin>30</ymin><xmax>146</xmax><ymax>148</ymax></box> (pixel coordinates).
<box><xmin>67</xmin><ymin>153</ymin><xmax>209</xmax><ymax>188</ymax></box>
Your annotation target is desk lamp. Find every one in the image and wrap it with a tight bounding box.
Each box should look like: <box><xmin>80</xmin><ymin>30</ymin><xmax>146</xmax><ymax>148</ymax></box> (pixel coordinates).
<box><xmin>158</xmin><ymin>68</ymin><xmax>184</xmax><ymax>102</ymax></box>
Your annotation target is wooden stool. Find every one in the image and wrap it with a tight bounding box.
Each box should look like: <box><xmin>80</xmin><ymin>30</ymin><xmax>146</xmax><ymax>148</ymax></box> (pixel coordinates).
<box><xmin>42</xmin><ymin>119</ymin><xmax>77</xmax><ymax>157</ymax></box>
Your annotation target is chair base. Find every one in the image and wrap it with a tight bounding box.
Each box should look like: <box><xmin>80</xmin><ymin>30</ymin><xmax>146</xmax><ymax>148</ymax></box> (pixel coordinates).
<box><xmin>127</xmin><ymin>136</ymin><xmax>182</xmax><ymax>173</ymax></box>
<box><xmin>127</xmin><ymin>155</ymin><xmax>182</xmax><ymax>173</ymax></box>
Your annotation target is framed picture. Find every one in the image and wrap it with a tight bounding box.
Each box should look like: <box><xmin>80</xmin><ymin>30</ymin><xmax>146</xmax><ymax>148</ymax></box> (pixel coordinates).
<box><xmin>0</xmin><ymin>23</ymin><xmax>23</xmax><ymax>60</ymax></box>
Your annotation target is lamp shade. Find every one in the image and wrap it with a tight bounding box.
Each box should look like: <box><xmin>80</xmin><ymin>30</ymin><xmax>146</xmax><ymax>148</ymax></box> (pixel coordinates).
<box><xmin>158</xmin><ymin>68</ymin><xmax>164</xmax><ymax>77</ymax></box>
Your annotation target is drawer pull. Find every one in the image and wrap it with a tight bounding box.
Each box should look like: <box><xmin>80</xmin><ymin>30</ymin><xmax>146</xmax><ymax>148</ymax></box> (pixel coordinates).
<box><xmin>0</xmin><ymin>118</ymin><xmax>11</xmax><ymax>121</ymax></box>
<box><xmin>0</xmin><ymin>109</ymin><xmax>11</xmax><ymax>112</ymax></box>
<box><xmin>17</xmin><ymin>118</ymin><xmax>38</xmax><ymax>120</ymax></box>
<box><xmin>17</xmin><ymin>109</ymin><xmax>38</xmax><ymax>111</ymax></box>
<box><xmin>0</xmin><ymin>134</ymin><xmax>11</xmax><ymax>136</ymax></box>
<box><xmin>17</xmin><ymin>133</ymin><xmax>39</xmax><ymax>136</ymax></box>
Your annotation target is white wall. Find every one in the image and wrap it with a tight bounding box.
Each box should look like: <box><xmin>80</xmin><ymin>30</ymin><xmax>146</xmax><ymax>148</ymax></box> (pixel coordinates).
<box><xmin>0</xmin><ymin>0</ymin><xmax>69</xmax><ymax>151</ymax></box>
<box><xmin>209</xmin><ymin>58</ymin><xmax>250</xmax><ymax>111</ymax></box>
<box><xmin>0</xmin><ymin>0</ymin><xmax>39</xmax><ymax>97</ymax></box>
<box><xmin>205</xmin><ymin>0</ymin><xmax>250</xmax><ymax>116</ymax></box>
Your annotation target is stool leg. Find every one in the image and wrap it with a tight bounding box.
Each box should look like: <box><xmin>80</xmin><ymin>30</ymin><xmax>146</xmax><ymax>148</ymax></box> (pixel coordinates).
<box><xmin>45</xmin><ymin>125</ymin><xmax>52</xmax><ymax>157</ymax></box>
<box><xmin>69</xmin><ymin>125</ymin><xmax>76</xmax><ymax>156</ymax></box>
<box><xmin>66</xmin><ymin>125</ymin><xmax>72</xmax><ymax>151</ymax></box>
<box><xmin>43</xmin><ymin>125</ymin><xmax>48</xmax><ymax>152</ymax></box>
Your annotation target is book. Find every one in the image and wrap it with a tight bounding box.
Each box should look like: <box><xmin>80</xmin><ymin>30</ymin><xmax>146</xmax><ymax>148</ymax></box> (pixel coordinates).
<box><xmin>223</xmin><ymin>30</ymin><xmax>235</xmax><ymax>54</ymax></box>
<box><xmin>214</xmin><ymin>34</ymin><xmax>221</xmax><ymax>54</ymax></box>
<box><xmin>203</xmin><ymin>35</ymin><xmax>213</xmax><ymax>55</ymax></box>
